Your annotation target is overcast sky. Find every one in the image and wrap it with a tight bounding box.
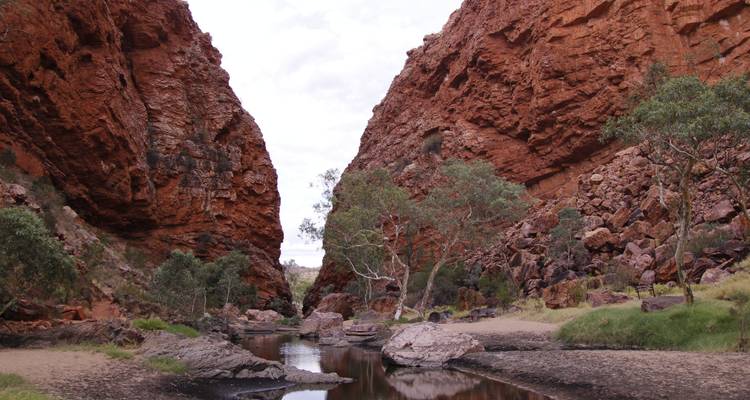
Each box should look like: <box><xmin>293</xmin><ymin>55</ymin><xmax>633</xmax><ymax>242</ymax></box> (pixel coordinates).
<box><xmin>186</xmin><ymin>0</ymin><xmax>462</xmax><ymax>268</ymax></box>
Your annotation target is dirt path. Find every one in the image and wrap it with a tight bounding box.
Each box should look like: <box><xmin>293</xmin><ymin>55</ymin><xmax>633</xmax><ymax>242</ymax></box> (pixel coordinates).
<box><xmin>0</xmin><ymin>349</ymin><xmax>191</xmax><ymax>400</ymax></box>
<box><xmin>442</xmin><ymin>317</ymin><xmax>559</xmax><ymax>335</ymax></box>
<box><xmin>453</xmin><ymin>350</ymin><xmax>750</xmax><ymax>400</ymax></box>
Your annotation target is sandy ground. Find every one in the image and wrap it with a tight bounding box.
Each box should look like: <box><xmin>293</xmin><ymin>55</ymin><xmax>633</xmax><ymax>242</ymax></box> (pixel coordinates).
<box><xmin>442</xmin><ymin>317</ymin><xmax>558</xmax><ymax>335</ymax></box>
<box><xmin>453</xmin><ymin>350</ymin><xmax>750</xmax><ymax>400</ymax></box>
<box><xmin>0</xmin><ymin>349</ymin><xmax>190</xmax><ymax>400</ymax></box>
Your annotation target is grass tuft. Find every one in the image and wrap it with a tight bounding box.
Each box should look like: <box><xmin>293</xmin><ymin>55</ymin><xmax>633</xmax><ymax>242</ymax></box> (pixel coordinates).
<box><xmin>55</xmin><ymin>343</ymin><xmax>134</xmax><ymax>360</ymax></box>
<box><xmin>144</xmin><ymin>357</ymin><xmax>188</xmax><ymax>375</ymax></box>
<box><xmin>132</xmin><ymin>318</ymin><xmax>199</xmax><ymax>338</ymax></box>
<box><xmin>0</xmin><ymin>373</ymin><xmax>52</xmax><ymax>400</ymax></box>
<box><xmin>557</xmin><ymin>300</ymin><xmax>740</xmax><ymax>351</ymax></box>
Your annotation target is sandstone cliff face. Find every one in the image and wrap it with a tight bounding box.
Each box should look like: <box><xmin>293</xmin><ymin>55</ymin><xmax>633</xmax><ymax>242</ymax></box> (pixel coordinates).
<box><xmin>0</xmin><ymin>0</ymin><xmax>289</xmax><ymax>306</ymax></box>
<box><xmin>305</xmin><ymin>0</ymin><xmax>750</xmax><ymax>311</ymax></box>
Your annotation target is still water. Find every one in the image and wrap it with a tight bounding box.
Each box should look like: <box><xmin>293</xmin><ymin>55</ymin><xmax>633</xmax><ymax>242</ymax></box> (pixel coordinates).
<box><xmin>234</xmin><ymin>334</ymin><xmax>548</xmax><ymax>400</ymax></box>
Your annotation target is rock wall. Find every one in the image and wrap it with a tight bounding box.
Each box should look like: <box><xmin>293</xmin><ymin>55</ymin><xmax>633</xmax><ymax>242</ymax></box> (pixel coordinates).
<box><xmin>0</xmin><ymin>0</ymin><xmax>290</xmax><ymax>306</ymax></box>
<box><xmin>305</xmin><ymin>0</ymin><xmax>750</xmax><ymax>311</ymax></box>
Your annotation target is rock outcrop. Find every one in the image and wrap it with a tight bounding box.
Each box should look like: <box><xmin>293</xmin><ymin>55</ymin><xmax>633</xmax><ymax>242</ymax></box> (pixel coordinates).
<box><xmin>307</xmin><ymin>0</ymin><xmax>750</xmax><ymax>311</ymax></box>
<box><xmin>0</xmin><ymin>0</ymin><xmax>289</xmax><ymax>306</ymax></box>
<box><xmin>382</xmin><ymin>323</ymin><xmax>484</xmax><ymax>367</ymax></box>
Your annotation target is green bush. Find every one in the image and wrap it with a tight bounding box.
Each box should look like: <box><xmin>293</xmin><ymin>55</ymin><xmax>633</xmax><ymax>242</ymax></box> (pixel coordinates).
<box><xmin>132</xmin><ymin>318</ymin><xmax>169</xmax><ymax>331</ymax></box>
<box><xmin>478</xmin><ymin>272</ymin><xmax>518</xmax><ymax>309</ymax></box>
<box><xmin>410</xmin><ymin>264</ymin><xmax>468</xmax><ymax>307</ymax></box>
<box><xmin>0</xmin><ymin>374</ymin><xmax>24</xmax><ymax>390</ymax></box>
<box><xmin>558</xmin><ymin>300</ymin><xmax>741</xmax><ymax>351</ymax></box>
<box><xmin>0</xmin><ymin>207</ymin><xmax>76</xmax><ymax>317</ymax></box>
<box><xmin>144</xmin><ymin>357</ymin><xmax>188</xmax><ymax>375</ymax></box>
<box><xmin>280</xmin><ymin>315</ymin><xmax>301</xmax><ymax>326</ymax></box>
<box><xmin>132</xmin><ymin>318</ymin><xmax>199</xmax><ymax>338</ymax></box>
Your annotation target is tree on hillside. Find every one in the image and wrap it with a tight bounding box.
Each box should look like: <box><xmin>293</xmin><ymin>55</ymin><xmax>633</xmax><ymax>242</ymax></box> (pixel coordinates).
<box><xmin>549</xmin><ymin>207</ymin><xmax>588</xmax><ymax>266</ymax></box>
<box><xmin>603</xmin><ymin>74</ymin><xmax>750</xmax><ymax>305</ymax></box>
<box><xmin>324</xmin><ymin>169</ymin><xmax>422</xmax><ymax>320</ymax></box>
<box><xmin>205</xmin><ymin>251</ymin><xmax>256</xmax><ymax>310</ymax></box>
<box><xmin>299</xmin><ymin>168</ymin><xmax>340</xmax><ymax>242</ymax></box>
<box><xmin>416</xmin><ymin>160</ymin><xmax>528</xmax><ymax>312</ymax></box>
<box><xmin>0</xmin><ymin>207</ymin><xmax>76</xmax><ymax>318</ymax></box>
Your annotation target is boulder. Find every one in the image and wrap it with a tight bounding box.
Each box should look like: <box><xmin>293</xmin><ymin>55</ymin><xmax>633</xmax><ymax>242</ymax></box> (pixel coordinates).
<box><xmin>245</xmin><ymin>309</ymin><xmax>283</xmax><ymax>323</ymax></box>
<box><xmin>583</xmin><ymin>228</ymin><xmax>617</xmax><ymax>249</ymax></box>
<box><xmin>315</xmin><ymin>293</ymin><xmax>359</xmax><ymax>319</ymax></box>
<box><xmin>299</xmin><ymin>310</ymin><xmax>343</xmax><ymax>338</ymax></box>
<box><xmin>382</xmin><ymin>323</ymin><xmax>484</xmax><ymax>367</ymax></box>
<box><xmin>705</xmin><ymin>200</ymin><xmax>736</xmax><ymax>223</ymax></box>
<box><xmin>369</xmin><ymin>296</ymin><xmax>398</xmax><ymax>316</ymax></box>
<box><xmin>141</xmin><ymin>333</ymin><xmax>352</xmax><ymax>383</ymax></box>
<box><xmin>468</xmin><ymin>308</ymin><xmax>496</xmax><ymax>322</ymax></box>
<box><xmin>587</xmin><ymin>290</ymin><xmax>629</xmax><ymax>308</ymax></box>
<box><xmin>641</xmin><ymin>296</ymin><xmax>685</xmax><ymax>312</ymax></box>
<box><xmin>543</xmin><ymin>280</ymin><xmax>585</xmax><ymax>309</ymax></box>
<box><xmin>640</xmin><ymin>270</ymin><xmax>656</xmax><ymax>286</ymax></box>
<box><xmin>609</xmin><ymin>207</ymin><xmax>631</xmax><ymax>231</ymax></box>
<box><xmin>427</xmin><ymin>311</ymin><xmax>452</xmax><ymax>324</ymax></box>
<box><xmin>0</xmin><ymin>320</ymin><xmax>143</xmax><ymax>347</ymax></box>
<box><xmin>700</xmin><ymin>268</ymin><xmax>731</xmax><ymax>285</ymax></box>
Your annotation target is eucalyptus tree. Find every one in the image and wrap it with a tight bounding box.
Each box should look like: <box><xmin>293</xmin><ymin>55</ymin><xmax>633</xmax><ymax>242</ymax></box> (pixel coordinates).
<box><xmin>416</xmin><ymin>160</ymin><xmax>528</xmax><ymax>312</ymax></box>
<box><xmin>603</xmin><ymin>75</ymin><xmax>750</xmax><ymax>304</ymax></box>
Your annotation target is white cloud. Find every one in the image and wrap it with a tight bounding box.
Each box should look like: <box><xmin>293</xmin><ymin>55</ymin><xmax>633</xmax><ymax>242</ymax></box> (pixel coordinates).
<box><xmin>186</xmin><ymin>0</ymin><xmax>462</xmax><ymax>268</ymax></box>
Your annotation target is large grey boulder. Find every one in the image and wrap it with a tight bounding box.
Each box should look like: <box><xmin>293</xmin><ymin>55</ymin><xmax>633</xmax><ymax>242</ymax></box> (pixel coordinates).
<box><xmin>382</xmin><ymin>323</ymin><xmax>484</xmax><ymax>367</ymax></box>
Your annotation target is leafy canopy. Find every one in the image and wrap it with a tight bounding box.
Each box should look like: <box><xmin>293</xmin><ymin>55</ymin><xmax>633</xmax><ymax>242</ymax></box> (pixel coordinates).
<box><xmin>0</xmin><ymin>207</ymin><xmax>76</xmax><ymax>304</ymax></box>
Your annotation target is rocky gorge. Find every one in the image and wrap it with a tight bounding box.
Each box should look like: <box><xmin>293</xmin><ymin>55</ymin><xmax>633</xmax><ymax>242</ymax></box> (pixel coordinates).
<box><xmin>305</xmin><ymin>0</ymin><xmax>750</xmax><ymax>311</ymax></box>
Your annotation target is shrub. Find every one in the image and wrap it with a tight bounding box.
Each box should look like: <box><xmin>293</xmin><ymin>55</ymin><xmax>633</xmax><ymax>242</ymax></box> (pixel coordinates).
<box><xmin>0</xmin><ymin>374</ymin><xmax>24</xmax><ymax>390</ymax></box>
<box><xmin>549</xmin><ymin>207</ymin><xmax>588</xmax><ymax>266</ymax></box>
<box><xmin>0</xmin><ymin>149</ymin><xmax>16</xmax><ymax>167</ymax></box>
<box><xmin>410</xmin><ymin>264</ymin><xmax>468</xmax><ymax>307</ymax></box>
<box><xmin>603</xmin><ymin>261</ymin><xmax>638</xmax><ymax>292</ymax></box>
<box><xmin>280</xmin><ymin>315</ymin><xmax>301</xmax><ymax>326</ymax></box>
<box><xmin>422</xmin><ymin>133</ymin><xmax>443</xmax><ymax>154</ymax></box>
<box><xmin>144</xmin><ymin>357</ymin><xmax>188</xmax><ymax>374</ymax></box>
<box><xmin>478</xmin><ymin>272</ymin><xmax>518</xmax><ymax>309</ymax></box>
<box><xmin>124</xmin><ymin>246</ymin><xmax>148</xmax><ymax>270</ymax></box>
<box><xmin>688</xmin><ymin>225</ymin><xmax>729</xmax><ymax>257</ymax></box>
<box><xmin>132</xmin><ymin>318</ymin><xmax>199</xmax><ymax>338</ymax></box>
<box><xmin>0</xmin><ymin>207</ymin><xmax>76</xmax><ymax>316</ymax></box>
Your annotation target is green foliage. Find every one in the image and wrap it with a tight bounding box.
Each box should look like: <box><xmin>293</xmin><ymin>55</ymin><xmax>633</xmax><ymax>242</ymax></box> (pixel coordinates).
<box><xmin>603</xmin><ymin>75</ymin><xmax>750</xmax><ymax>147</ymax></box>
<box><xmin>133</xmin><ymin>318</ymin><xmax>169</xmax><ymax>331</ymax></box>
<box><xmin>299</xmin><ymin>168</ymin><xmax>340</xmax><ymax>242</ymax></box>
<box><xmin>0</xmin><ymin>373</ymin><xmax>51</xmax><ymax>400</ymax></box>
<box><xmin>0</xmin><ymin>207</ymin><xmax>76</xmax><ymax>315</ymax></box>
<box><xmin>58</xmin><ymin>343</ymin><xmax>134</xmax><ymax>360</ymax></box>
<box><xmin>410</xmin><ymin>264</ymin><xmax>468</xmax><ymax>307</ymax></box>
<box><xmin>558</xmin><ymin>301</ymin><xmax>741</xmax><ymax>351</ymax></box>
<box><xmin>30</xmin><ymin>177</ymin><xmax>65</xmax><ymax>231</ymax></box>
<box><xmin>324</xmin><ymin>169</ymin><xmax>420</xmax><ymax>305</ymax></box>
<box><xmin>423</xmin><ymin>160</ymin><xmax>527</xmax><ymax>242</ymax></box>
<box><xmin>132</xmin><ymin>318</ymin><xmax>199</xmax><ymax>338</ymax></box>
<box><xmin>0</xmin><ymin>374</ymin><xmax>25</xmax><ymax>390</ymax></box>
<box><xmin>124</xmin><ymin>246</ymin><xmax>148</xmax><ymax>270</ymax></box>
<box><xmin>204</xmin><ymin>251</ymin><xmax>256</xmax><ymax>310</ymax></box>
<box><xmin>478</xmin><ymin>272</ymin><xmax>518</xmax><ymax>309</ymax></box>
<box><xmin>549</xmin><ymin>208</ymin><xmax>588</xmax><ymax>265</ymax></box>
<box><xmin>144</xmin><ymin>356</ymin><xmax>188</xmax><ymax>375</ymax></box>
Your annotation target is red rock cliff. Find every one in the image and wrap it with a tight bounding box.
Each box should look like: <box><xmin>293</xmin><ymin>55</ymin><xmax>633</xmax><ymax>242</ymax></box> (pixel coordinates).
<box><xmin>305</xmin><ymin>0</ymin><xmax>750</xmax><ymax>311</ymax></box>
<box><xmin>0</xmin><ymin>0</ymin><xmax>290</xmax><ymax>307</ymax></box>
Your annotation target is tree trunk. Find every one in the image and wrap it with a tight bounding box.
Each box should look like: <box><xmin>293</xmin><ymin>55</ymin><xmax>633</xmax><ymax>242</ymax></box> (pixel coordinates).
<box><xmin>0</xmin><ymin>297</ymin><xmax>16</xmax><ymax>318</ymax></box>
<box><xmin>675</xmin><ymin>166</ymin><xmax>695</xmax><ymax>305</ymax></box>
<box><xmin>394</xmin><ymin>266</ymin><xmax>409</xmax><ymax>321</ymax></box>
<box><xmin>417</xmin><ymin>259</ymin><xmax>445</xmax><ymax>313</ymax></box>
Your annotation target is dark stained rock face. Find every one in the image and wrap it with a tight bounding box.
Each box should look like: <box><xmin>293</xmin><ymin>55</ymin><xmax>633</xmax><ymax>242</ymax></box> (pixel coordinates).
<box><xmin>306</xmin><ymin>0</ymin><xmax>750</xmax><ymax>312</ymax></box>
<box><xmin>0</xmin><ymin>0</ymin><xmax>289</xmax><ymax>306</ymax></box>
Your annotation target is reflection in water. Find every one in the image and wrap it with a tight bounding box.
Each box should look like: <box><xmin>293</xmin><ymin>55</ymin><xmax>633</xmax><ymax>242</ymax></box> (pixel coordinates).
<box><xmin>241</xmin><ymin>335</ymin><xmax>548</xmax><ymax>400</ymax></box>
